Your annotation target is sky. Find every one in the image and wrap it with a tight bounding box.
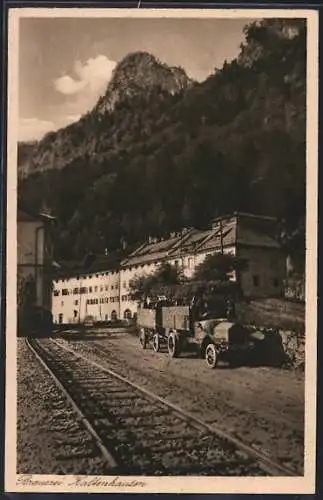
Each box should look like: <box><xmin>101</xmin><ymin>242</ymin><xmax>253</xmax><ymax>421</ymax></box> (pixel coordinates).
<box><xmin>18</xmin><ymin>16</ymin><xmax>251</xmax><ymax>142</ymax></box>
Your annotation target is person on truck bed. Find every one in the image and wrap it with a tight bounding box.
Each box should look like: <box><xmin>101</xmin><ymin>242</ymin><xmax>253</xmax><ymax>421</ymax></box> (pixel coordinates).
<box><xmin>155</xmin><ymin>298</ymin><xmax>163</xmax><ymax>330</ymax></box>
<box><xmin>226</xmin><ymin>298</ymin><xmax>235</xmax><ymax>320</ymax></box>
<box><xmin>191</xmin><ymin>294</ymin><xmax>209</xmax><ymax>321</ymax></box>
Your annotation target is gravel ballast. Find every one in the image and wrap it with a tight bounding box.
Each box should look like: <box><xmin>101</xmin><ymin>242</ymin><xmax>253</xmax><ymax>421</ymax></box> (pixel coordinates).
<box><xmin>17</xmin><ymin>338</ymin><xmax>112</xmax><ymax>475</ymax></box>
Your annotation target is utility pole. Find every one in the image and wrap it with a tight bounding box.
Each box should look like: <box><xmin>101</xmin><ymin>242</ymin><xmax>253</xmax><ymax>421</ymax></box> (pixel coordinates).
<box><xmin>220</xmin><ymin>219</ymin><xmax>224</xmax><ymax>255</ymax></box>
<box><xmin>180</xmin><ymin>229</ymin><xmax>184</xmax><ymax>271</ymax></box>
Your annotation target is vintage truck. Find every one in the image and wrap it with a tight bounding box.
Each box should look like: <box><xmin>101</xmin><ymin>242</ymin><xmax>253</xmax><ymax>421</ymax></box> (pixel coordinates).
<box><xmin>138</xmin><ymin>306</ymin><xmax>254</xmax><ymax>368</ymax></box>
<box><xmin>137</xmin><ymin>281</ymin><xmax>254</xmax><ymax>368</ymax></box>
<box><xmin>137</xmin><ymin>281</ymin><xmax>286</xmax><ymax>368</ymax></box>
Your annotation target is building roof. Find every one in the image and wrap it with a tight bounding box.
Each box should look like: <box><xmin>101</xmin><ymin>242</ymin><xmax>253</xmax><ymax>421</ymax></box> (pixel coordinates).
<box><xmin>169</xmin><ymin>229</ymin><xmax>211</xmax><ymax>257</ymax></box>
<box><xmin>197</xmin><ymin>214</ymin><xmax>279</xmax><ymax>252</ymax></box>
<box><xmin>18</xmin><ymin>209</ymin><xmax>42</xmax><ymax>223</ymax></box>
<box><xmin>121</xmin><ymin>234</ymin><xmax>183</xmax><ymax>267</ymax></box>
<box><xmin>18</xmin><ymin>206</ymin><xmax>56</xmax><ymax>223</ymax></box>
<box><xmin>53</xmin><ymin>252</ymin><xmax>124</xmax><ymax>279</ymax></box>
<box><xmin>122</xmin><ymin>213</ymin><xmax>280</xmax><ymax>269</ymax></box>
<box><xmin>55</xmin><ymin>213</ymin><xmax>281</xmax><ymax>277</ymax></box>
<box><xmin>236</xmin><ymin>227</ymin><xmax>280</xmax><ymax>249</ymax></box>
<box><xmin>194</xmin><ymin>219</ymin><xmax>237</xmax><ymax>254</ymax></box>
<box><xmin>86</xmin><ymin>254</ymin><xmax>122</xmax><ymax>273</ymax></box>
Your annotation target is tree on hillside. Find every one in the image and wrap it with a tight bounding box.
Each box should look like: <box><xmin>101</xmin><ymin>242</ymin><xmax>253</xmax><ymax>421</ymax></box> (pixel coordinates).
<box><xmin>193</xmin><ymin>253</ymin><xmax>248</xmax><ymax>282</ymax></box>
<box><xmin>278</xmin><ymin>216</ymin><xmax>305</xmax><ymax>274</ymax></box>
<box><xmin>129</xmin><ymin>262</ymin><xmax>184</xmax><ymax>302</ymax></box>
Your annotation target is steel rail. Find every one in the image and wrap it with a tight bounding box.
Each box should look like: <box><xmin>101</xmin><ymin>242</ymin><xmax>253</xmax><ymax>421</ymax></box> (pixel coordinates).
<box><xmin>26</xmin><ymin>337</ymin><xmax>119</xmax><ymax>471</ymax></box>
<box><xmin>49</xmin><ymin>338</ymin><xmax>298</xmax><ymax>477</ymax></box>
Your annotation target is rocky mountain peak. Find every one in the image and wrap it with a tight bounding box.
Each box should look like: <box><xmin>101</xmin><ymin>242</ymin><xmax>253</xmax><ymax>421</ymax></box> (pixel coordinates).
<box><xmin>95</xmin><ymin>51</ymin><xmax>194</xmax><ymax>114</ymax></box>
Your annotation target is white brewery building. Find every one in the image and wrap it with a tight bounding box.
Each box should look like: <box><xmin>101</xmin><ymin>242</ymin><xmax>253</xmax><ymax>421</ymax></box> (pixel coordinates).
<box><xmin>52</xmin><ymin>213</ymin><xmax>286</xmax><ymax>325</ymax></box>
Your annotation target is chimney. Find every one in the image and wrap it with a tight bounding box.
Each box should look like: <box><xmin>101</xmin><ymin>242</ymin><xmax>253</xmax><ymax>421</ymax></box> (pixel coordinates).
<box><xmin>120</xmin><ymin>237</ymin><xmax>127</xmax><ymax>250</ymax></box>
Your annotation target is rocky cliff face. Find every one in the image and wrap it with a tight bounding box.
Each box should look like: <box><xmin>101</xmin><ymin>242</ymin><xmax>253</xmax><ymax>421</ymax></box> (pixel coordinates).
<box><xmin>18</xmin><ymin>141</ymin><xmax>37</xmax><ymax>175</ymax></box>
<box><xmin>95</xmin><ymin>52</ymin><xmax>193</xmax><ymax>114</ymax></box>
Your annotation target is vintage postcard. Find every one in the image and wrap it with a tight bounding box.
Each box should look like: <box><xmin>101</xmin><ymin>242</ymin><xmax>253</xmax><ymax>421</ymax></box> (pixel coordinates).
<box><xmin>5</xmin><ymin>6</ymin><xmax>318</xmax><ymax>494</ymax></box>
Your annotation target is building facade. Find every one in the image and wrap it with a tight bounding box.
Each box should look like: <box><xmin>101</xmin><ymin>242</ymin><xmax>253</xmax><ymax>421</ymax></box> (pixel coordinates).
<box><xmin>18</xmin><ymin>208</ymin><xmax>55</xmax><ymax>313</ymax></box>
<box><xmin>52</xmin><ymin>269</ymin><xmax>120</xmax><ymax>325</ymax></box>
<box><xmin>52</xmin><ymin>213</ymin><xmax>286</xmax><ymax>324</ymax></box>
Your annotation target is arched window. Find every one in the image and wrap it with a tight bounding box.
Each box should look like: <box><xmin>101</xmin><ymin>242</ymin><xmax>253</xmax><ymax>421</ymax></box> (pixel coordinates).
<box><xmin>111</xmin><ymin>310</ymin><xmax>118</xmax><ymax>321</ymax></box>
<box><xmin>124</xmin><ymin>309</ymin><xmax>132</xmax><ymax>320</ymax></box>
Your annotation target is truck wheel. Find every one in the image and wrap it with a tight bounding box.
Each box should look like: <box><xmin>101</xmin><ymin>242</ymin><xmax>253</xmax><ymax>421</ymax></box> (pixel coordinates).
<box><xmin>205</xmin><ymin>343</ymin><xmax>218</xmax><ymax>369</ymax></box>
<box><xmin>168</xmin><ymin>332</ymin><xmax>180</xmax><ymax>358</ymax></box>
<box><xmin>139</xmin><ymin>329</ymin><xmax>147</xmax><ymax>349</ymax></box>
<box><xmin>152</xmin><ymin>333</ymin><xmax>160</xmax><ymax>352</ymax></box>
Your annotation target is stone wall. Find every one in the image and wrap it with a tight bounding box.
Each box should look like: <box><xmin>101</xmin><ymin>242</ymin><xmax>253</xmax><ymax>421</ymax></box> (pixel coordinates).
<box><xmin>283</xmin><ymin>276</ymin><xmax>305</xmax><ymax>301</ymax></box>
<box><xmin>235</xmin><ymin>297</ymin><xmax>305</xmax><ymax>370</ymax></box>
<box><xmin>280</xmin><ymin>329</ymin><xmax>305</xmax><ymax>371</ymax></box>
<box><xmin>236</xmin><ymin>297</ymin><xmax>305</xmax><ymax>333</ymax></box>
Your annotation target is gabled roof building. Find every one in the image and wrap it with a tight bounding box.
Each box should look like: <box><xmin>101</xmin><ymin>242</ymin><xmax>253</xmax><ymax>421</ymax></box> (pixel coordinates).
<box><xmin>52</xmin><ymin>212</ymin><xmax>286</xmax><ymax>324</ymax></box>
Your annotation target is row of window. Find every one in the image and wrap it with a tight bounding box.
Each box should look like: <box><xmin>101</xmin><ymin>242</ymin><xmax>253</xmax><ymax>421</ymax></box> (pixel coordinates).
<box><xmin>54</xmin><ymin>283</ymin><xmax>126</xmax><ymax>297</ymax></box>
<box><xmin>60</xmin><ymin>296</ymin><xmax>121</xmax><ymax>307</ymax></box>
<box><xmin>56</xmin><ymin>309</ymin><xmax>137</xmax><ymax>324</ymax></box>
<box><xmin>121</xmin><ymin>295</ymin><xmax>131</xmax><ymax>302</ymax></box>
<box><xmin>58</xmin><ymin>271</ymin><xmax>118</xmax><ymax>283</ymax></box>
<box><xmin>87</xmin><ymin>296</ymin><xmax>120</xmax><ymax>305</ymax></box>
<box><xmin>69</xmin><ymin>296</ymin><xmax>131</xmax><ymax>304</ymax></box>
<box><xmin>56</xmin><ymin>311</ymin><xmax>119</xmax><ymax>323</ymax></box>
<box><xmin>170</xmin><ymin>257</ymin><xmax>198</xmax><ymax>268</ymax></box>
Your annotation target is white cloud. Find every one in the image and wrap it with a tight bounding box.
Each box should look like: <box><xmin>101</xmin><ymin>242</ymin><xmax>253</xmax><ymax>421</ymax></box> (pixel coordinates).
<box><xmin>54</xmin><ymin>55</ymin><xmax>116</xmax><ymax>96</ymax></box>
<box><xmin>54</xmin><ymin>75</ymin><xmax>85</xmax><ymax>95</ymax></box>
<box><xmin>19</xmin><ymin>56</ymin><xmax>114</xmax><ymax>142</ymax></box>
<box><xmin>19</xmin><ymin>114</ymin><xmax>82</xmax><ymax>142</ymax></box>
<box><xmin>19</xmin><ymin>117</ymin><xmax>56</xmax><ymax>141</ymax></box>
<box><xmin>59</xmin><ymin>114</ymin><xmax>82</xmax><ymax>126</ymax></box>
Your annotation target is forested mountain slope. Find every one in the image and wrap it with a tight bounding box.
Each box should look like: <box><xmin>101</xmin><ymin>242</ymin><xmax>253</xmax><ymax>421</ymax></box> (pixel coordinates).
<box><xmin>18</xmin><ymin>19</ymin><xmax>306</xmax><ymax>270</ymax></box>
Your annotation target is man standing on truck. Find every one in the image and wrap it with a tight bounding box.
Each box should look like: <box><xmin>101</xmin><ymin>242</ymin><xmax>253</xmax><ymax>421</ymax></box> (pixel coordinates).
<box><xmin>155</xmin><ymin>296</ymin><xmax>164</xmax><ymax>331</ymax></box>
<box><xmin>226</xmin><ymin>297</ymin><xmax>235</xmax><ymax>320</ymax></box>
<box><xmin>190</xmin><ymin>288</ymin><xmax>205</xmax><ymax>321</ymax></box>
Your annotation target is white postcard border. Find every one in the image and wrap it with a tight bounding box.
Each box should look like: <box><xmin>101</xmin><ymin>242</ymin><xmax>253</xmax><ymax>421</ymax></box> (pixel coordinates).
<box><xmin>5</xmin><ymin>7</ymin><xmax>318</xmax><ymax>494</ymax></box>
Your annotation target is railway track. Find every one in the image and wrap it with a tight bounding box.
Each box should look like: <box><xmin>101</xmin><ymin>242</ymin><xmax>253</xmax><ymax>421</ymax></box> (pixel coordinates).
<box><xmin>27</xmin><ymin>337</ymin><xmax>298</xmax><ymax>477</ymax></box>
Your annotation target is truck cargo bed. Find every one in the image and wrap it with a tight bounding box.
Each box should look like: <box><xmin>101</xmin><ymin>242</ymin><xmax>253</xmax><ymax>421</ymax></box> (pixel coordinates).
<box><xmin>137</xmin><ymin>308</ymin><xmax>156</xmax><ymax>329</ymax></box>
<box><xmin>161</xmin><ymin>306</ymin><xmax>190</xmax><ymax>330</ymax></box>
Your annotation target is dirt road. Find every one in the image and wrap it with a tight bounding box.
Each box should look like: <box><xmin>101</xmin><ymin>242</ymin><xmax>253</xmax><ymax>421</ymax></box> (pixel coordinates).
<box><xmin>56</xmin><ymin>330</ymin><xmax>304</xmax><ymax>474</ymax></box>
